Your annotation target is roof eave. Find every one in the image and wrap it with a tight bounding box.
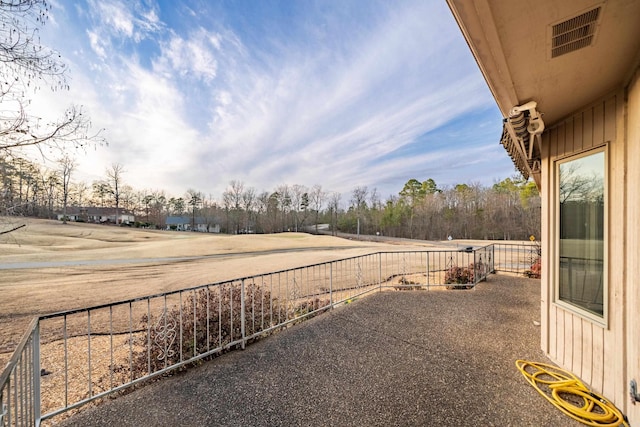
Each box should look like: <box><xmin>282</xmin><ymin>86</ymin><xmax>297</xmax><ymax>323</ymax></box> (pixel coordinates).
<box><xmin>446</xmin><ymin>0</ymin><xmax>519</xmax><ymax>117</ymax></box>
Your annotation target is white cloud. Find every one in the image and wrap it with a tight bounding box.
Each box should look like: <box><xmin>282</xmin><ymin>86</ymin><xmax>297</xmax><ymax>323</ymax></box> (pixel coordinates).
<box><xmin>183</xmin><ymin>1</ymin><xmax>499</xmax><ymax>197</ymax></box>
<box><xmin>25</xmin><ymin>0</ymin><xmax>509</xmax><ymax>200</ymax></box>
<box><xmin>86</xmin><ymin>30</ymin><xmax>106</xmax><ymax>58</ymax></box>
<box><xmin>154</xmin><ymin>29</ymin><xmax>220</xmax><ymax>82</ymax></box>
<box><xmin>92</xmin><ymin>1</ymin><xmax>135</xmax><ymax>38</ymax></box>
<box><xmin>85</xmin><ymin>0</ymin><xmax>163</xmax><ymax>44</ymax></box>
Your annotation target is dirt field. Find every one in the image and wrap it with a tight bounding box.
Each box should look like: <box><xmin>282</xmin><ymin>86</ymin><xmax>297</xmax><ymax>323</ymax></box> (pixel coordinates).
<box><xmin>0</xmin><ymin>218</ymin><xmax>443</xmax><ymax>361</ymax></box>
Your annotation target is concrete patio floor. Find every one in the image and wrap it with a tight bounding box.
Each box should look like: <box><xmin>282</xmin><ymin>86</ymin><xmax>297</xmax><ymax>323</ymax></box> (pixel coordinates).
<box><xmin>59</xmin><ymin>275</ymin><xmax>581</xmax><ymax>426</ymax></box>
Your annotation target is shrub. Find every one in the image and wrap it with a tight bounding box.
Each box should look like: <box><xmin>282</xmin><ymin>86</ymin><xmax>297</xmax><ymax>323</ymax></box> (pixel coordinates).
<box><xmin>445</xmin><ymin>265</ymin><xmax>473</xmax><ymax>288</ymax></box>
<box><xmin>125</xmin><ymin>283</ymin><xmax>286</xmax><ymax>377</ymax></box>
<box><xmin>445</xmin><ymin>262</ymin><xmax>487</xmax><ymax>289</ymax></box>
<box><xmin>524</xmin><ymin>258</ymin><xmax>541</xmax><ymax>278</ymax></box>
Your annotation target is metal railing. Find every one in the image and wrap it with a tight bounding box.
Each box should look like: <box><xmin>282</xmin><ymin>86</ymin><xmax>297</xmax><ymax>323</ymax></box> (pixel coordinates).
<box><xmin>492</xmin><ymin>242</ymin><xmax>540</xmax><ymax>275</ymax></box>
<box><xmin>0</xmin><ymin>318</ymin><xmax>40</xmax><ymax>427</ymax></box>
<box><xmin>0</xmin><ymin>242</ymin><xmax>536</xmax><ymax>425</ymax></box>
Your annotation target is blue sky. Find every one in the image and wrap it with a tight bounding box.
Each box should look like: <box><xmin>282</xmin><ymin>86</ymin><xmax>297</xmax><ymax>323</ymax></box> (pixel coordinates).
<box><xmin>29</xmin><ymin>0</ymin><xmax>517</xmax><ymax>200</ymax></box>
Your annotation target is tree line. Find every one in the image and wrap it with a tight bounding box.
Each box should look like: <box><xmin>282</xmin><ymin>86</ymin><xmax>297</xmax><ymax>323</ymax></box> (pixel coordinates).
<box><xmin>0</xmin><ymin>155</ymin><xmax>540</xmax><ymax>240</ymax></box>
<box><xmin>0</xmin><ymin>1</ymin><xmax>540</xmax><ymax>240</ymax></box>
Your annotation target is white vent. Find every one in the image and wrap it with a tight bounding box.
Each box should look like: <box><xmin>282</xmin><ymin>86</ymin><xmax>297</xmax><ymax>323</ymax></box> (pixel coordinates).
<box><xmin>551</xmin><ymin>7</ymin><xmax>601</xmax><ymax>58</ymax></box>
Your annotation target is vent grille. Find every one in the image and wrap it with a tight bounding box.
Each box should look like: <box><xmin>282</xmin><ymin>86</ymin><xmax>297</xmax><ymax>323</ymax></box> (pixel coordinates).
<box><xmin>551</xmin><ymin>7</ymin><xmax>600</xmax><ymax>58</ymax></box>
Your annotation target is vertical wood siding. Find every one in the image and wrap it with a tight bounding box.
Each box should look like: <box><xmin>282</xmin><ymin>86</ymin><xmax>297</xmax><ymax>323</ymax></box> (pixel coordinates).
<box><xmin>542</xmin><ymin>91</ymin><xmax>628</xmax><ymax>411</ymax></box>
<box><xmin>625</xmin><ymin>68</ymin><xmax>640</xmax><ymax>425</ymax></box>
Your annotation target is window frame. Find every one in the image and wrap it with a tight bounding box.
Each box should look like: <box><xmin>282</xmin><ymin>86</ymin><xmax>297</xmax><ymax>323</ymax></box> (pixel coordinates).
<box><xmin>553</xmin><ymin>145</ymin><xmax>608</xmax><ymax>326</ymax></box>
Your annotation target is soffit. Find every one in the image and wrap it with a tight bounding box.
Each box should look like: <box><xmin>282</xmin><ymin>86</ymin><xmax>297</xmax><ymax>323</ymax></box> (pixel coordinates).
<box><xmin>448</xmin><ymin>0</ymin><xmax>640</xmax><ymax>127</ymax></box>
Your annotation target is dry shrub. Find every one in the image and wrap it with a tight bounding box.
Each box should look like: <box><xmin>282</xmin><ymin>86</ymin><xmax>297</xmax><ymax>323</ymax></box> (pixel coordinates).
<box><xmin>120</xmin><ymin>283</ymin><xmax>285</xmax><ymax>378</ymax></box>
<box><xmin>524</xmin><ymin>258</ymin><xmax>541</xmax><ymax>278</ymax></box>
<box><xmin>445</xmin><ymin>262</ymin><xmax>488</xmax><ymax>289</ymax></box>
<box><xmin>394</xmin><ymin>276</ymin><xmax>422</xmax><ymax>291</ymax></box>
<box><xmin>116</xmin><ymin>283</ymin><xmax>330</xmax><ymax>379</ymax></box>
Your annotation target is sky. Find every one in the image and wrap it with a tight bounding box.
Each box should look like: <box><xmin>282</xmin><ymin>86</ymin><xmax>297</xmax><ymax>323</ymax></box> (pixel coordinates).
<box><xmin>27</xmin><ymin>0</ymin><xmax>517</xmax><ymax>201</ymax></box>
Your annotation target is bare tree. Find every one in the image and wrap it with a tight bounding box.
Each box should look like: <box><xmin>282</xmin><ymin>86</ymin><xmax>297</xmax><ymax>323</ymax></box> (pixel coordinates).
<box><xmin>275</xmin><ymin>184</ymin><xmax>291</xmax><ymax>232</ymax></box>
<box><xmin>106</xmin><ymin>163</ymin><xmax>125</xmax><ymax>224</ymax></box>
<box><xmin>328</xmin><ymin>192</ymin><xmax>341</xmax><ymax>236</ymax></box>
<box><xmin>309</xmin><ymin>184</ymin><xmax>326</xmax><ymax>233</ymax></box>
<box><xmin>43</xmin><ymin>169</ymin><xmax>59</xmax><ymax>219</ymax></box>
<box><xmin>350</xmin><ymin>186</ymin><xmax>368</xmax><ymax>236</ymax></box>
<box><xmin>241</xmin><ymin>186</ymin><xmax>256</xmax><ymax>232</ymax></box>
<box><xmin>119</xmin><ymin>185</ymin><xmax>136</xmax><ymax>212</ymax></box>
<box><xmin>368</xmin><ymin>187</ymin><xmax>382</xmax><ymax>235</ymax></box>
<box><xmin>289</xmin><ymin>184</ymin><xmax>308</xmax><ymax>232</ymax></box>
<box><xmin>71</xmin><ymin>181</ymin><xmax>89</xmax><ymax>208</ymax></box>
<box><xmin>58</xmin><ymin>155</ymin><xmax>75</xmax><ymax>224</ymax></box>
<box><xmin>222</xmin><ymin>180</ymin><xmax>244</xmax><ymax>233</ymax></box>
<box><xmin>0</xmin><ymin>1</ymin><xmax>107</xmax><ymax>236</ymax></box>
<box><xmin>0</xmin><ymin>1</ymin><xmax>104</xmax><ymax>154</ymax></box>
<box><xmin>91</xmin><ymin>180</ymin><xmax>109</xmax><ymax>207</ymax></box>
<box><xmin>151</xmin><ymin>191</ymin><xmax>167</xmax><ymax>226</ymax></box>
<box><xmin>255</xmin><ymin>191</ymin><xmax>270</xmax><ymax>233</ymax></box>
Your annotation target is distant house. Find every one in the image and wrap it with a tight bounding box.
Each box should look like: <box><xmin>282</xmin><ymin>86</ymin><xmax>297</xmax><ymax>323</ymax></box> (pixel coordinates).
<box><xmin>165</xmin><ymin>216</ymin><xmax>220</xmax><ymax>233</ymax></box>
<box><xmin>56</xmin><ymin>207</ymin><xmax>135</xmax><ymax>224</ymax></box>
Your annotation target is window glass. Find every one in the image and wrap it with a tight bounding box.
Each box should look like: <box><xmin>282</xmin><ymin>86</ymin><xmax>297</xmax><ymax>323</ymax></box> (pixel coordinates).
<box><xmin>558</xmin><ymin>151</ymin><xmax>605</xmax><ymax>316</ymax></box>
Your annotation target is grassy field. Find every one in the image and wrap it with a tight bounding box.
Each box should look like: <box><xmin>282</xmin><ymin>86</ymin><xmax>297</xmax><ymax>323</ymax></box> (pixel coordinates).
<box><xmin>1</xmin><ymin>217</ymin><xmax>439</xmax><ymax>360</ymax></box>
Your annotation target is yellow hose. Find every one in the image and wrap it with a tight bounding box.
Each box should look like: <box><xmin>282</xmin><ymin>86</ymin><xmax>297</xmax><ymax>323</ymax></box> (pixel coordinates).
<box><xmin>515</xmin><ymin>360</ymin><xmax>629</xmax><ymax>427</ymax></box>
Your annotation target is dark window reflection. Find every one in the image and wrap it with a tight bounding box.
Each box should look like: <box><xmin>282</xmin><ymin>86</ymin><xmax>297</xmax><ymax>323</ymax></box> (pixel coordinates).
<box><xmin>558</xmin><ymin>151</ymin><xmax>604</xmax><ymax>316</ymax></box>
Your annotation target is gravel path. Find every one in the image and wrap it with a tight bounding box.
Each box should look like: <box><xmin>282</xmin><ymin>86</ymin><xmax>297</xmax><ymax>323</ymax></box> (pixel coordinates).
<box><xmin>58</xmin><ymin>275</ymin><xmax>580</xmax><ymax>426</ymax></box>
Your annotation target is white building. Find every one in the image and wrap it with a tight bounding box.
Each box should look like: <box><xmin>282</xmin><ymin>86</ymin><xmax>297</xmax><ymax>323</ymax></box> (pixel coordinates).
<box><xmin>165</xmin><ymin>216</ymin><xmax>220</xmax><ymax>233</ymax></box>
<box><xmin>56</xmin><ymin>207</ymin><xmax>135</xmax><ymax>224</ymax></box>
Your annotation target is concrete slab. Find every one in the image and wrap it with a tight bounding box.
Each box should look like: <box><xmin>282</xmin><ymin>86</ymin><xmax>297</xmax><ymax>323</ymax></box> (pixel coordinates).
<box><xmin>59</xmin><ymin>275</ymin><xmax>580</xmax><ymax>426</ymax></box>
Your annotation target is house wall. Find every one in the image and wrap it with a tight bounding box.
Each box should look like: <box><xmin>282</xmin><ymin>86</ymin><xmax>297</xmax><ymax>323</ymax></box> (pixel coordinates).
<box><xmin>626</xmin><ymin>65</ymin><xmax>640</xmax><ymax>424</ymax></box>
<box><xmin>56</xmin><ymin>214</ymin><xmax>79</xmax><ymax>221</ymax></box>
<box><xmin>540</xmin><ymin>89</ymin><xmax>632</xmax><ymax>416</ymax></box>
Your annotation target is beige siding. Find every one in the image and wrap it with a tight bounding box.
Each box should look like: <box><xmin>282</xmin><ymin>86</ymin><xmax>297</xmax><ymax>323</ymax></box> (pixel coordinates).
<box><xmin>626</xmin><ymin>66</ymin><xmax>640</xmax><ymax>425</ymax></box>
<box><xmin>541</xmin><ymin>91</ymin><xmax>630</xmax><ymax>412</ymax></box>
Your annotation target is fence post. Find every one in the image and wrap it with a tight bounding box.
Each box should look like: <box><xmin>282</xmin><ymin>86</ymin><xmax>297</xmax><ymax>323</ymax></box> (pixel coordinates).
<box><xmin>33</xmin><ymin>321</ymin><xmax>41</xmax><ymax>426</ymax></box>
<box><xmin>329</xmin><ymin>263</ymin><xmax>333</xmax><ymax>309</ymax></box>
<box><xmin>378</xmin><ymin>253</ymin><xmax>382</xmax><ymax>292</ymax></box>
<box><xmin>240</xmin><ymin>279</ymin><xmax>246</xmax><ymax>350</ymax></box>
<box><xmin>426</xmin><ymin>252</ymin><xmax>430</xmax><ymax>291</ymax></box>
<box><xmin>490</xmin><ymin>244</ymin><xmax>495</xmax><ymax>273</ymax></box>
<box><xmin>473</xmin><ymin>249</ymin><xmax>478</xmax><ymax>286</ymax></box>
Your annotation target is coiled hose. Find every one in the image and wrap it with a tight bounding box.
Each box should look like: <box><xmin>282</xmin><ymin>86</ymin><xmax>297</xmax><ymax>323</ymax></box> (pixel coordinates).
<box><xmin>516</xmin><ymin>360</ymin><xmax>629</xmax><ymax>427</ymax></box>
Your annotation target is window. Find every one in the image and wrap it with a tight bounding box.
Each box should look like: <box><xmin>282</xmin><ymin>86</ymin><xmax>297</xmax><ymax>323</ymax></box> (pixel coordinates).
<box><xmin>557</xmin><ymin>149</ymin><xmax>605</xmax><ymax>317</ymax></box>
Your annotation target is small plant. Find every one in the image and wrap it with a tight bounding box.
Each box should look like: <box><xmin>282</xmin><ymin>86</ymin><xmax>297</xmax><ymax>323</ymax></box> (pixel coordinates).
<box><xmin>394</xmin><ymin>276</ymin><xmax>422</xmax><ymax>291</ymax></box>
<box><xmin>524</xmin><ymin>258</ymin><xmax>541</xmax><ymax>278</ymax></box>
<box><xmin>524</xmin><ymin>238</ymin><xmax>542</xmax><ymax>279</ymax></box>
<box><xmin>445</xmin><ymin>265</ymin><xmax>473</xmax><ymax>289</ymax></box>
<box><xmin>444</xmin><ymin>261</ymin><xmax>488</xmax><ymax>289</ymax></box>
<box><xmin>444</xmin><ymin>261</ymin><xmax>489</xmax><ymax>289</ymax></box>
